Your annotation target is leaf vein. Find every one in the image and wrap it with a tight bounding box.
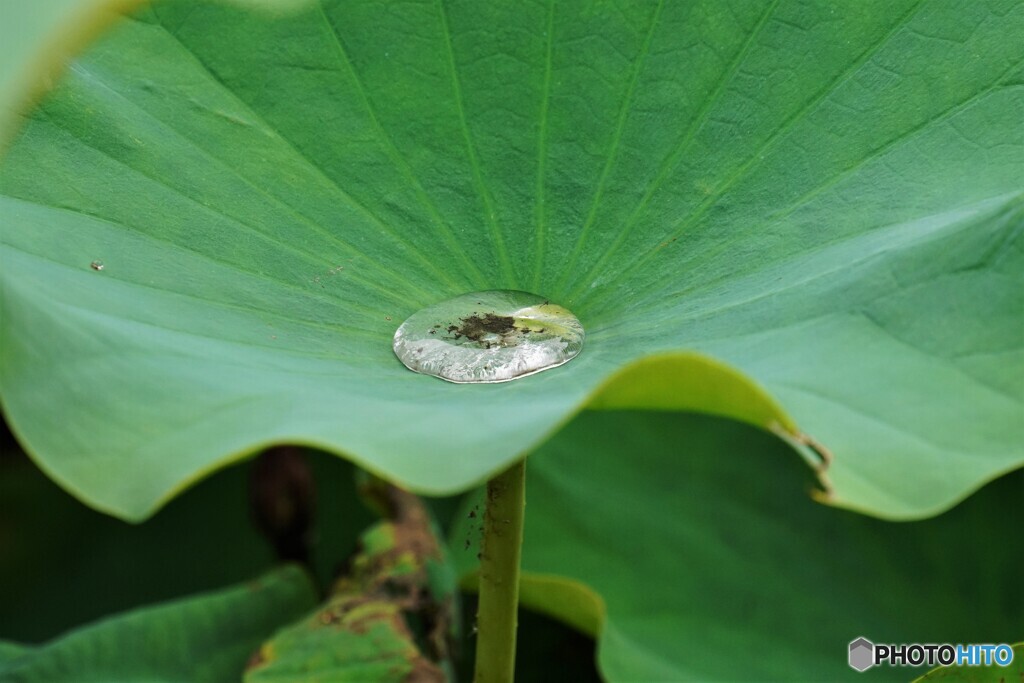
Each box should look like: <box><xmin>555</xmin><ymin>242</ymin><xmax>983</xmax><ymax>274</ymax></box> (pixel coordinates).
<box><xmin>531</xmin><ymin>0</ymin><xmax>556</xmax><ymax>291</ymax></box>
<box><xmin>144</xmin><ymin>10</ymin><xmax>461</xmax><ymax>294</ymax></box>
<box><xmin>563</xmin><ymin>0</ymin><xmax>782</xmax><ymax>300</ymax></box>
<box><xmin>67</xmin><ymin>62</ymin><xmax>434</xmax><ymax>303</ymax></box>
<box><xmin>572</xmin><ymin>0</ymin><xmax>928</xmax><ymax>301</ymax></box>
<box><xmin>315</xmin><ymin>0</ymin><xmax>488</xmax><ymax>288</ymax></box>
<box><xmin>0</xmin><ymin>196</ymin><xmax>393</xmax><ymax>319</ymax></box>
<box><xmin>554</xmin><ymin>0</ymin><xmax>667</xmax><ymax>291</ymax></box>
<box><xmin>435</xmin><ymin>0</ymin><xmax>516</xmax><ymax>285</ymax></box>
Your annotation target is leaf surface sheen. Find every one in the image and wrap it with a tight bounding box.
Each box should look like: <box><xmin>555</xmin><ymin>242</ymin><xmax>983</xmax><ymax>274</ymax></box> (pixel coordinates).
<box><xmin>0</xmin><ymin>0</ymin><xmax>1022</xmax><ymax>519</ymax></box>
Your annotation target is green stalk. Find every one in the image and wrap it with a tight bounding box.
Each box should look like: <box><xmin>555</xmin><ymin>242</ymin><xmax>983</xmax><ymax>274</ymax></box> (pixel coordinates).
<box><xmin>474</xmin><ymin>458</ymin><xmax>526</xmax><ymax>682</ymax></box>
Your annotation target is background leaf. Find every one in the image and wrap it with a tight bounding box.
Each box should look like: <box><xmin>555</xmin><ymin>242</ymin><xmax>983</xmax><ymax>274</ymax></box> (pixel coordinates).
<box><xmin>0</xmin><ymin>566</ymin><xmax>317</xmax><ymax>682</ymax></box>
<box><xmin>0</xmin><ymin>642</ymin><xmax>31</xmax><ymax>669</ymax></box>
<box><xmin>452</xmin><ymin>412</ymin><xmax>1024</xmax><ymax>681</ymax></box>
<box><xmin>0</xmin><ymin>0</ymin><xmax>1021</xmax><ymax>521</ymax></box>
<box><xmin>246</xmin><ymin>482</ymin><xmax>455</xmax><ymax>682</ymax></box>
<box><xmin>0</xmin><ymin>434</ymin><xmax>374</xmax><ymax>642</ymax></box>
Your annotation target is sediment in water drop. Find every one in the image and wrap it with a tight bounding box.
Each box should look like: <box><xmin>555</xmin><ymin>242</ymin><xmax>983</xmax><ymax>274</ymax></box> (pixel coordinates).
<box><xmin>392</xmin><ymin>290</ymin><xmax>584</xmax><ymax>384</ymax></box>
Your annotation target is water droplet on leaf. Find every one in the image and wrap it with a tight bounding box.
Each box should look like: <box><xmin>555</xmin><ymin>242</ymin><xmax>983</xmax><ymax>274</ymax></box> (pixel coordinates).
<box><xmin>393</xmin><ymin>290</ymin><xmax>584</xmax><ymax>383</ymax></box>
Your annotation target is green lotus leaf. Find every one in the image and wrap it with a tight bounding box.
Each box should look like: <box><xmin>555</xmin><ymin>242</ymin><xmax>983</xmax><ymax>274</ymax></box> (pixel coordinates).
<box><xmin>0</xmin><ymin>567</ymin><xmax>316</xmax><ymax>681</ymax></box>
<box><xmin>1</xmin><ymin>0</ymin><xmax>1021</xmax><ymax>520</ymax></box>
<box><xmin>451</xmin><ymin>412</ymin><xmax>1024</xmax><ymax>680</ymax></box>
<box><xmin>0</xmin><ymin>642</ymin><xmax>31</xmax><ymax>669</ymax></box>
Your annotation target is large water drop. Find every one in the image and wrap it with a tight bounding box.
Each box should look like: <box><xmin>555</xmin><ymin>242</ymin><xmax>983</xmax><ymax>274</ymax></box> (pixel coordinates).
<box><xmin>393</xmin><ymin>290</ymin><xmax>584</xmax><ymax>383</ymax></box>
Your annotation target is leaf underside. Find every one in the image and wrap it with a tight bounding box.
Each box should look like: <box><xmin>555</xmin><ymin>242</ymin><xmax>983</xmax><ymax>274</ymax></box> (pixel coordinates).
<box><xmin>0</xmin><ymin>0</ymin><xmax>1022</xmax><ymax>520</ymax></box>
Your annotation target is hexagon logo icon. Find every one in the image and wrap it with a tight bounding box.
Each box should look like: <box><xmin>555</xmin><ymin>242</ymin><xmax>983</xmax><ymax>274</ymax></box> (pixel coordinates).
<box><xmin>849</xmin><ymin>637</ymin><xmax>874</xmax><ymax>672</ymax></box>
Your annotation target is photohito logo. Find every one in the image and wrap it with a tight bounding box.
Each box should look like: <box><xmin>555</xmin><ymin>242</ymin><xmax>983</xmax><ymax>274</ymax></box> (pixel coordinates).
<box><xmin>848</xmin><ymin>637</ymin><xmax>1014</xmax><ymax>671</ymax></box>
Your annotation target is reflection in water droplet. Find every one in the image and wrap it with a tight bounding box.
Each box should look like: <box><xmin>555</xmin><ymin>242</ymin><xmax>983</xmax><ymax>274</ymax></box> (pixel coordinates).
<box><xmin>393</xmin><ymin>290</ymin><xmax>584</xmax><ymax>384</ymax></box>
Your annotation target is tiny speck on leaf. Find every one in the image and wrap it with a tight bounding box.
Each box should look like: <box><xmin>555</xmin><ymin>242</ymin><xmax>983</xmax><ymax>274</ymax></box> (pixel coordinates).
<box><xmin>90</xmin><ymin>260</ymin><xmax>104</xmax><ymax>271</ymax></box>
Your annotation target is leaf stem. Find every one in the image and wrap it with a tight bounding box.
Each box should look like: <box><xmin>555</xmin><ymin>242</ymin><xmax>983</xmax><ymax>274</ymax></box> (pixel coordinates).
<box><xmin>474</xmin><ymin>458</ymin><xmax>526</xmax><ymax>682</ymax></box>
